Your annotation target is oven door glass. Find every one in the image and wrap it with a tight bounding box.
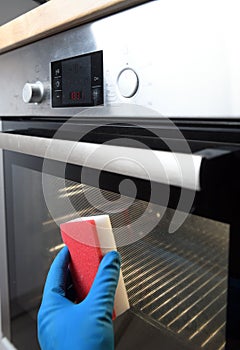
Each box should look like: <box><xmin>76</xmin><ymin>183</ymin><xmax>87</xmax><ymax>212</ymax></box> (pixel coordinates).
<box><xmin>3</xmin><ymin>150</ymin><xmax>229</xmax><ymax>350</ymax></box>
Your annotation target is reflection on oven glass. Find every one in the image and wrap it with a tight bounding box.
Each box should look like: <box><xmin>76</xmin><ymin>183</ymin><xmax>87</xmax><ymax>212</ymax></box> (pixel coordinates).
<box><xmin>56</xmin><ymin>180</ymin><xmax>229</xmax><ymax>350</ymax></box>
<box><xmin>118</xmin><ymin>213</ymin><xmax>228</xmax><ymax>350</ymax></box>
<box><xmin>9</xmin><ymin>172</ymin><xmax>228</xmax><ymax>350</ymax></box>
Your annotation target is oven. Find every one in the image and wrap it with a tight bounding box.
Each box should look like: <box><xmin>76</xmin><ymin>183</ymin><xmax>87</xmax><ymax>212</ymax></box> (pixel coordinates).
<box><xmin>0</xmin><ymin>1</ymin><xmax>240</xmax><ymax>350</ymax></box>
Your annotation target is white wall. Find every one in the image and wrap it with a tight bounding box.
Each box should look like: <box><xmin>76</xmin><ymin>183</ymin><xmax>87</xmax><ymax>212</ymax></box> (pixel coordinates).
<box><xmin>0</xmin><ymin>0</ymin><xmax>38</xmax><ymax>25</ymax></box>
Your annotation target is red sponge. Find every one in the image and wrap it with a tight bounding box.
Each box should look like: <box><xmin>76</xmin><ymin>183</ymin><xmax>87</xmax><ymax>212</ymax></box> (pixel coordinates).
<box><xmin>60</xmin><ymin>215</ymin><xmax>129</xmax><ymax>318</ymax></box>
<box><xmin>60</xmin><ymin>219</ymin><xmax>102</xmax><ymax>301</ymax></box>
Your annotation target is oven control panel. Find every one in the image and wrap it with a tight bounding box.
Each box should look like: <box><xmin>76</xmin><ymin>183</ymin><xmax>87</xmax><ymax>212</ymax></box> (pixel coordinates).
<box><xmin>51</xmin><ymin>50</ymin><xmax>103</xmax><ymax>108</ymax></box>
<box><xmin>1</xmin><ymin>0</ymin><xmax>240</xmax><ymax>117</ymax></box>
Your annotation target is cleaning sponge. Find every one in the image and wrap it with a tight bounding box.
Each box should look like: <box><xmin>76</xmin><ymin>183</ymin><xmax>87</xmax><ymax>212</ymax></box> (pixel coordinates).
<box><xmin>60</xmin><ymin>214</ymin><xmax>129</xmax><ymax>317</ymax></box>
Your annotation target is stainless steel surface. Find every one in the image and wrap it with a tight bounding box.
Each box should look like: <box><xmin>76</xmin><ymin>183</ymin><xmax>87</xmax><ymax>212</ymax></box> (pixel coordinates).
<box><xmin>0</xmin><ymin>0</ymin><xmax>240</xmax><ymax>117</ymax></box>
<box><xmin>0</xmin><ymin>132</ymin><xmax>202</xmax><ymax>191</ymax></box>
<box><xmin>22</xmin><ymin>81</ymin><xmax>44</xmax><ymax>104</ymax></box>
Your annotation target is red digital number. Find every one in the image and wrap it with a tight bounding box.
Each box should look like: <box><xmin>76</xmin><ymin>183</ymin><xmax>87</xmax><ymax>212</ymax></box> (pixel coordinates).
<box><xmin>70</xmin><ymin>91</ymin><xmax>82</xmax><ymax>101</ymax></box>
<box><xmin>71</xmin><ymin>91</ymin><xmax>76</xmax><ymax>100</ymax></box>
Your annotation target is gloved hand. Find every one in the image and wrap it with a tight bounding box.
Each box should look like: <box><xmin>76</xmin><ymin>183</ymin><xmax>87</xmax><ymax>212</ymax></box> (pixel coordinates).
<box><xmin>38</xmin><ymin>246</ymin><xmax>120</xmax><ymax>350</ymax></box>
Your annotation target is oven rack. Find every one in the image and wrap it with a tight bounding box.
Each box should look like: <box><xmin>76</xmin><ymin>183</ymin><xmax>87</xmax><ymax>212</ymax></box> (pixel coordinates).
<box><xmin>119</xmin><ymin>213</ymin><xmax>228</xmax><ymax>350</ymax></box>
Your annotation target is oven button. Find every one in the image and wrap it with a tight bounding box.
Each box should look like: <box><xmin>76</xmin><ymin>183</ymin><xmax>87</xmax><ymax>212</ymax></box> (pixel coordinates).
<box><xmin>22</xmin><ymin>81</ymin><xmax>44</xmax><ymax>103</ymax></box>
<box><xmin>117</xmin><ymin>68</ymin><xmax>139</xmax><ymax>98</ymax></box>
<box><xmin>53</xmin><ymin>78</ymin><xmax>62</xmax><ymax>90</ymax></box>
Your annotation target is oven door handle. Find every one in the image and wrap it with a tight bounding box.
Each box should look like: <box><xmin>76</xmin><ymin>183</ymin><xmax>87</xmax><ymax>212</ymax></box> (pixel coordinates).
<box><xmin>0</xmin><ymin>132</ymin><xmax>202</xmax><ymax>191</ymax></box>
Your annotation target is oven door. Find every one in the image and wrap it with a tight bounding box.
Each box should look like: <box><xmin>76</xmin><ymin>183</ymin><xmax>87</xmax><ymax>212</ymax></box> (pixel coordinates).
<box><xmin>0</xmin><ymin>118</ymin><xmax>239</xmax><ymax>350</ymax></box>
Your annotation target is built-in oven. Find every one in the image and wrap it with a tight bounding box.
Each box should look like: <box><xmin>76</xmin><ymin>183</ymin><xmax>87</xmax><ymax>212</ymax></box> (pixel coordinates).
<box><xmin>0</xmin><ymin>1</ymin><xmax>240</xmax><ymax>350</ymax></box>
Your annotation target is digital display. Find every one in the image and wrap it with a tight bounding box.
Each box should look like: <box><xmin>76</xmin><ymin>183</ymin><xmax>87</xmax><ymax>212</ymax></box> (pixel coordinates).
<box><xmin>61</xmin><ymin>55</ymin><xmax>91</xmax><ymax>106</ymax></box>
<box><xmin>70</xmin><ymin>91</ymin><xmax>83</xmax><ymax>101</ymax></box>
<box><xmin>51</xmin><ymin>51</ymin><xmax>103</xmax><ymax>108</ymax></box>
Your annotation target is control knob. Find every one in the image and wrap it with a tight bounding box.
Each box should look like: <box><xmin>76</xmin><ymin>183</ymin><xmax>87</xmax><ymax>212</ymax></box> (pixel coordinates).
<box><xmin>117</xmin><ymin>68</ymin><xmax>139</xmax><ymax>98</ymax></box>
<box><xmin>22</xmin><ymin>81</ymin><xmax>44</xmax><ymax>103</ymax></box>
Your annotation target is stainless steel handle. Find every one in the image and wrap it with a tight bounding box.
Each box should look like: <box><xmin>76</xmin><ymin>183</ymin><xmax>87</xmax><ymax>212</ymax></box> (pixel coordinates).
<box><xmin>0</xmin><ymin>133</ymin><xmax>202</xmax><ymax>191</ymax></box>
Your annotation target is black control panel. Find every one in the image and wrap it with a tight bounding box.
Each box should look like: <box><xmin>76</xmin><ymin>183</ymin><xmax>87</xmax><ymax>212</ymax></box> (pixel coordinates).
<box><xmin>51</xmin><ymin>50</ymin><xmax>103</xmax><ymax>107</ymax></box>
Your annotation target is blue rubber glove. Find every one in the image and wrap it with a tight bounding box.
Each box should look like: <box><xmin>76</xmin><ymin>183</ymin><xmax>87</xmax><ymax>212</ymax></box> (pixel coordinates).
<box><xmin>38</xmin><ymin>246</ymin><xmax>120</xmax><ymax>350</ymax></box>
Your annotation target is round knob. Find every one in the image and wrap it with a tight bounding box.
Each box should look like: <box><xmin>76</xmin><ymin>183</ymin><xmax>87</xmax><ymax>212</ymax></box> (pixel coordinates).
<box><xmin>22</xmin><ymin>81</ymin><xmax>44</xmax><ymax>103</ymax></box>
<box><xmin>117</xmin><ymin>68</ymin><xmax>139</xmax><ymax>98</ymax></box>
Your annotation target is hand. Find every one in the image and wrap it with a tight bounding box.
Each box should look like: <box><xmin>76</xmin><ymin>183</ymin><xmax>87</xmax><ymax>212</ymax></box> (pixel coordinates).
<box><xmin>38</xmin><ymin>246</ymin><xmax>120</xmax><ymax>350</ymax></box>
